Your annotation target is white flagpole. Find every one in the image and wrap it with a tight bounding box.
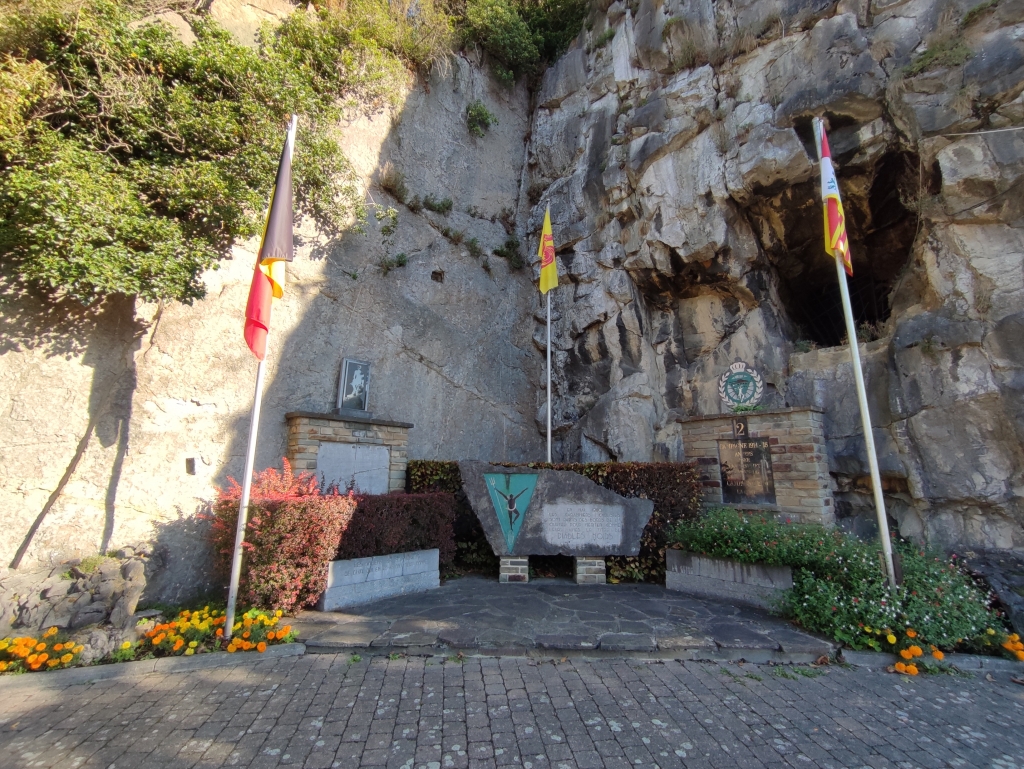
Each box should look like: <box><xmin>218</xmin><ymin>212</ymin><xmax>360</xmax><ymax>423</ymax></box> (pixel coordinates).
<box><xmin>224</xmin><ymin>352</ymin><xmax>269</xmax><ymax>641</ymax></box>
<box><xmin>546</xmin><ymin>291</ymin><xmax>552</xmax><ymax>463</ymax></box>
<box><xmin>813</xmin><ymin>117</ymin><xmax>897</xmax><ymax>590</ymax></box>
<box><xmin>224</xmin><ymin>115</ymin><xmax>297</xmax><ymax>641</ymax></box>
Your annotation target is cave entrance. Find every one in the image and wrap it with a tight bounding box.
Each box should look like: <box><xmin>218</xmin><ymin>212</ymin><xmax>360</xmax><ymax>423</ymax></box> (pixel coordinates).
<box><xmin>763</xmin><ymin>150</ymin><xmax>923</xmax><ymax>348</ymax></box>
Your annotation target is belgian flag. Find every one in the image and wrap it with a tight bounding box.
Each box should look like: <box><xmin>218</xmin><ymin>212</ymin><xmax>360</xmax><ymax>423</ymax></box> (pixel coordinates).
<box><xmin>244</xmin><ymin>117</ymin><xmax>296</xmax><ymax>360</ymax></box>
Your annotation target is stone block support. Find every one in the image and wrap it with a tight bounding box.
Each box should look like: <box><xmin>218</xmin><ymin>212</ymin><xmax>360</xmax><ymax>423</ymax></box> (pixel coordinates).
<box><xmin>500</xmin><ymin>557</ymin><xmax>528</xmax><ymax>583</ymax></box>
<box><xmin>574</xmin><ymin>556</ymin><xmax>606</xmax><ymax>584</ymax></box>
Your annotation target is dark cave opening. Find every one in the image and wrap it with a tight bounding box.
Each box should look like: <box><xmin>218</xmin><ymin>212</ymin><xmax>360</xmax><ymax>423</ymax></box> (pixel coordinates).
<box><xmin>763</xmin><ymin>150</ymin><xmax>926</xmax><ymax>348</ymax></box>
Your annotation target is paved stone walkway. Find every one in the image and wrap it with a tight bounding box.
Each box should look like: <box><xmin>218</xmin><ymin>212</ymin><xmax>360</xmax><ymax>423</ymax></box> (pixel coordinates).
<box><xmin>293</xmin><ymin>577</ymin><xmax>832</xmax><ymax>661</ymax></box>
<box><xmin>4</xmin><ymin>653</ymin><xmax>1023</xmax><ymax>769</ymax></box>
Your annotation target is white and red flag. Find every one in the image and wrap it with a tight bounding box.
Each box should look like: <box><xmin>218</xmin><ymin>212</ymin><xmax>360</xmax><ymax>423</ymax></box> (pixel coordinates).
<box><xmin>817</xmin><ymin>124</ymin><xmax>852</xmax><ymax>276</ymax></box>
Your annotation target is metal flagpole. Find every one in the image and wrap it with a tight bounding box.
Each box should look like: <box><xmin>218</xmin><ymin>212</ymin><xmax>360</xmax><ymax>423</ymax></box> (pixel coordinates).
<box><xmin>224</xmin><ymin>351</ymin><xmax>269</xmax><ymax>641</ymax></box>
<box><xmin>813</xmin><ymin>117</ymin><xmax>898</xmax><ymax>590</ymax></box>
<box><xmin>546</xmin><ymin>291</ymin><xmax>552</xmax><ymax>463</ymax></box>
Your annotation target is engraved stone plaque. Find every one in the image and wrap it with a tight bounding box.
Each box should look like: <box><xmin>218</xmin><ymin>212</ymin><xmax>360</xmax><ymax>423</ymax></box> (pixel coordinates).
<box><xmin>719</xmin><ymin>438</ymin><xmax>776</xmax><ymax>505</ymax></box>
<box><xmin>541</xmin><ymin>504</ymin><xmax>623</xmax><ymax>549</ymax></box>
<box><xmin>457</xmin><ymin>461</ymin><xmax>653</xmax><ymax>556</ymax></box>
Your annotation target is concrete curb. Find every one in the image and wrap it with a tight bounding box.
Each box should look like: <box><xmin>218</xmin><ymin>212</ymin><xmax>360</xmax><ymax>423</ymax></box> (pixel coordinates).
<box><xmin>0</xmin><ymin>643</ymin><xmax>306</xmax><ymax>690</ymax></box>
<box><xmin>840</xmin><ymin>648</ymin><xmax>1024</xmax><ymax>673</ymax></box>
<box><xmin>305</xmin><ymin>642</ymin><xmax>836</xmax><ymax>665</ymax></box>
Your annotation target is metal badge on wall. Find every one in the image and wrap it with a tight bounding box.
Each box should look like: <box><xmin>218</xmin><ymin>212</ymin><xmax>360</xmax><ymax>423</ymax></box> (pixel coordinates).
<box><xmin>718</xmin><ymin>361</ymin><xmax>764</xmax><ymax>409</ymax></box>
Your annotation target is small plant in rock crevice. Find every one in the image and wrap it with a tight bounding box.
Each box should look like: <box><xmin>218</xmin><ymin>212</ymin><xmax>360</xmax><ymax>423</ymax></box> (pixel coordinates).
<box><xmin>466</xmin><ymin>100</ymin><xmax>498</xmax><ymax>137</ymax></box>
<box><xmin>423</xmin><ymin>194</ymin><xmax>454</xmax><ymax>215</ymax></box>
<box><xmin>493</xmin><ymin>236</ymin><xmax>525</xmax><ymax>269</ymax></box>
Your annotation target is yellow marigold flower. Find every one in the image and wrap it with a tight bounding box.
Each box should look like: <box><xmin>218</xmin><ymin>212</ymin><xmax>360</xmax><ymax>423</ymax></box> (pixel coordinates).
<box><xmin>47</xmin><ymin>659</ymin><xmax>59</xmax><ymax>667</ymax></box>
<box><xmin>899</xmin><ymin>649</ymin><xmax>913</xmax><ymax>660</ymax></box>
<box><xmin>184</xmin><ymin>649</ymin><xmax>195</xmax><ymax>656</ymax></box>
<box><xmin>932</xmin><ymin>650</ymin><xmax>944</xmax><ymax>661</ymax></box>
<box><xmin>886</xmin><ymin>634</ymin><xmax>897</xmax><ymax>644</ymax></box>
<box><xmin>905</xmin><ymin>629</ymin><xmax>917</xmax><ymax>638</ymax></box>
<box><xmin>121</xmin><ymin>641</ymin><xmax>132</xmax><ymax>650</ymax></box>
<box><xmin>188</xmin><ymin>641</ymin><xmax>198</xmax><ymax>648</ymax></box>
<box><xmin>905</xmin><ymin>664</ymin><xmax>918</xmax><ymax>675</ymax></box>
<box><xmin>275</xmin><ymin>610</ymin><xmax>283</xmax><ymax>617</ymax></box>
<box><xmin>44</xmin><ymin>627</ymin><xmax>58</xmax><ymax>638</ymax></box>
<box><xmin>987</xmin><ymin>628</ymin><xmax>996</xmax><ymax>635</ymax></box>
<box><xmin>0</xmin><ymin>641</ymin><xmax>8</xmax><ymax>651</ymax></box>
<box><xmin>864</xmin><ymin>626</ymin><xmax>872</xmax><ymax>633</ymax></box>
<box><xmin>74</xmin><ymin>645</ymin><xmax>84</xmax><ymax>654</ymax></box>
<box><xmin>61</xmin><ymin>654</ymin><xmax>73</xmax><ymax>664</ymax></box>
<box><xmin>1009</xmin><ymin>633</ymin><xmax>1020</xmax><ymax>643</ymax></box>
<box><xmin>894</xmin><ymin>662</ymin><xmax>906</xmax><ymax>673</ymax></box>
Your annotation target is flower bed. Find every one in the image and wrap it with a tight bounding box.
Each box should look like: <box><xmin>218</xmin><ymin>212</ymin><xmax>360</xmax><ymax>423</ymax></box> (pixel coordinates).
<box><xmin>0</xmin><ymin>626</ymin><xmax>84</xmax><ymax>672</ymax></box>
<box><xmin>667</xmin><ymin>508</ymin><xmax>1019</xmax><ymax>666</ymax></box>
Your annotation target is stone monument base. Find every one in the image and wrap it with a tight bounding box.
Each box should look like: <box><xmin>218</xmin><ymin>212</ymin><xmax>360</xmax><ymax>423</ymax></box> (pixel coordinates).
<box><xmin>499</xmin><ymin>556</ymin><xmax>607</xmax><ymax>584</ymax></box>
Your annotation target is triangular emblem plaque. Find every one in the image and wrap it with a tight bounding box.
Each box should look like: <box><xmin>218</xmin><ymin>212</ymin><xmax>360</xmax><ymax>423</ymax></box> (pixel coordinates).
<box><xmin>484</xmin><ymin>473</ymin><xmax>538</xmax><ymax>554</ymax></box>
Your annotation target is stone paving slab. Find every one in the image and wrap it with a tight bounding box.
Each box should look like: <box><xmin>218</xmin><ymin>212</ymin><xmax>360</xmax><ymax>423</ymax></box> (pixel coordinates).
<box><xmin>292</xmin><ymin>575</ymin><xmax>835</xmax><ymax>661</ymax></box>
<box><xmin>3</xmin><ymin>651</ymin><xmax>1023</xmax><ymax>768</ymax></box>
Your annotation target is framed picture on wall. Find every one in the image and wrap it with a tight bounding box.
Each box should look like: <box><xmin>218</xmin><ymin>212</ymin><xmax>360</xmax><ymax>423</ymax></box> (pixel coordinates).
<box><xmin>338</xmin><ymin>358</ymin><xmax>371</xmax><ymax>412</ymax></box>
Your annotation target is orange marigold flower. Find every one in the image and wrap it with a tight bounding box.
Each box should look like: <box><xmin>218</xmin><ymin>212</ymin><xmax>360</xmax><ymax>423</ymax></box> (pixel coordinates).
<box><xmin>47</xmin><ymin>659</ymin><xmax>59</xmax><ymax>668</ymax></box>
<box><xmin>266</xmin><ymin>631</ymin><xmax>276</xmax><ymax>641</ymax></box>
<box><xmin>216</xmin><ymin>628</ymin><xmax>224</xmax><ymax>637</ymax></box>
<box><xmin>905</xmin><ymin>664</ymin><xmax>918</xmax><ymax>675</ymax></box>
<box><xmin>257</xmin><ymin>642</ymin><xmax>267</xmax><ymax>653</ymax></box>
<box><xmin>909</xmin><ymin>645</ymin><xmax>923</xmax><ymax>657</ymax></box>
<box><xmin>899</xmin><ymin>649</ymin><xmax>913</xmax><ymax>660</ymax></box>
<box><xmin>0</xmin><ymin>662</ymin><xmax>7</xmax><ymax>672</ymax></box>
<box><xmin>280</xmin><ymin>626</ymin><xmax>291</xmax><ymax>636</ymax></box>
<box><xmin>227</xmin><ymin>644</ymin><xmax>237</xmax><ymax>653</ymax></box>
<box><xmin>29</xmin><ymin>663</ymin><xmax>41</xmax><ymax>671</ymax></box>
<box><xmin>905</xmin><ymin>629</ymin><xmax>917</xmax><ymax>638</ymax></box>
<box><xmin>931</xmin><ymin>650</ymin><xmax>944</xmax><ymax>661</ymax></box>
<box><xmin>1016</xmin><ymin>651</ymin><xmax>1024</xmax><ymax>662</ymax></box>
<box><xmin>53</xmin><ymin>643</ymin><xmax>63</xmax><ymax>652</ymax></box>
<box><xmin>27</xmin><ymin>654</ymin><xmax>38</xmax><ymax>665</ymax></box>
<box><xmin>37</xmin><ymin>653</ymin><xmax>48</xmax><ymax>663</ymax></box>
<box><xmin>34</xmin><ymin>643</ymin><xmax>46</xmax><ymax>652</ymax></box>
<box><xmin>242</xmin><ymin>631</ymin><xmax>251</xmax><ymax>640</ymax></box>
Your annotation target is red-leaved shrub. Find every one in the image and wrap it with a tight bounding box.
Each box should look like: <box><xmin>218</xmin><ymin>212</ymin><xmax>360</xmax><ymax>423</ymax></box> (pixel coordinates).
<box><xmin>338</xmin><ymin>493</ymin><xmax>456</xmax><ymax>568</ymax></box>
<box><xmin>211</xmin><ymin>459</ymin><xmax>356</xmax><ymax>613</ymax></box>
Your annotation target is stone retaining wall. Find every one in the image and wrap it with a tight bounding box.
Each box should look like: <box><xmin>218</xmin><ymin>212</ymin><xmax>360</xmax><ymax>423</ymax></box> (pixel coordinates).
<box><xmin>317</xmin><ymin>549</ymin><xmax>439</xmax><ymax>611</ymax></box>
<box><xmin>666</xmin><ymin>550</ymin><xmax>793</xmax><ymax>610</ymax></box>
<box><xmin>677</xmin><ymin>408</ymin><xmax>835</xmax><ymax>526</ymax></box>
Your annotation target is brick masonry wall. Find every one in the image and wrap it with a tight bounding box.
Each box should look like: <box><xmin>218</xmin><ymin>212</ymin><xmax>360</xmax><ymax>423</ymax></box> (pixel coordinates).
<box><xmin>677</xmin><ymin>408</ymin><xmax>835</xmax><ymax>526</ymax></box>
<box><xmin>285</xmin><ymin>412</ymin><xmax>411</xmax><ymax>492</ymax></box>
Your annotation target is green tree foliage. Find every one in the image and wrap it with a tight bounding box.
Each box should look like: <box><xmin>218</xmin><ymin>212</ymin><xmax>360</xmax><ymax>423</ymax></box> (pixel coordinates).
<box><xmin>464</xmin><ymin>0</ymin><xmax>587</xmax><ymax>78</ymax></box>
<box><xmin>0</xmin><ymin>0</ymin><xmax>433</xmax><ymax>304</ymax></box>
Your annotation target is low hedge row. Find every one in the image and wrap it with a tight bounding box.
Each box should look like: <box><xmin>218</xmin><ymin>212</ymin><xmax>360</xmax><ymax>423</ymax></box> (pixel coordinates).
<box><xmin>408</xmin><ymin>460</ymin><xmax>703</xmax><ymax>583</ymax></box>
<box><xmin>211</xmin><ymin>460</ymin><xmax>455</xmax><ymax>612</ymax></box>
<box><xmin>668</xmin><ymin>508</ymin><xmax>1015</xmax><ymax>656</ymax></box>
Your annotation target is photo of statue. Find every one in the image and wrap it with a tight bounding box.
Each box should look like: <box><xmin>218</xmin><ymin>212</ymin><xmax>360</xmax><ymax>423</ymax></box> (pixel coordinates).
<box><xmin>338</xmin><ymin>358</ymin><xmax>371</xmax><ymax>412</ymax></box>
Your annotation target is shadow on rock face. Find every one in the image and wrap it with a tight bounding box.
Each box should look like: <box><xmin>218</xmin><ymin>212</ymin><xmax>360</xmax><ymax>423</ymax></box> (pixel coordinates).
<box><xmin>142</xmin><ymin>507</ymin><xmax>222</xmax><ymax>609</ymax></box>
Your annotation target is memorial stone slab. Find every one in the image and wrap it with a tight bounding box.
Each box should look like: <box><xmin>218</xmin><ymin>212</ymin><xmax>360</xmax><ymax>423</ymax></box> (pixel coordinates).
<box><xmin>457</xmin><ymin>461</ymin><xmax>654</xmax><ymax>556</ymax></box>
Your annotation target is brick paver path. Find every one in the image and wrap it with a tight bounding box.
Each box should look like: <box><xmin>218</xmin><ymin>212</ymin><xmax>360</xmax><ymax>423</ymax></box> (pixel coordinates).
<box><xmin>3</xmin><ymin>654</ymin><xmax>1023</xmax><ymax>768</ymax></box>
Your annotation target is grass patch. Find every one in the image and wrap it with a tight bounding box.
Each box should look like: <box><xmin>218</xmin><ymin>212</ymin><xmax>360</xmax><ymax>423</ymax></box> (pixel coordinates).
<box><xmin>962</xmin><ymin>0</ymin><xmax>999</xmax><ymax>28</ymax></box>
<box><xmin>378</xmin><ymin>252</ymin><xmax>408</xmax><ymax>275</ymax></box>
<box><xmin>905</xmin><ymin>39</ymin><xmax>972</xmax><ymax>76</ymax></box>
<box><xmin>380</xmin><ymin>163</ymin><xmax>409</xmax><ymax>204</ymax></box>
<box><xmin>466</xmin><ymin>237</ymin><xmax>484</xmax><ymax>258</ymax></box>
<box><xmin>423</xmin><ymin>194</ymin><xmax>454</xmax><ymax>215</ymax></box>
<box><xmin>493</xmin><ymin>236</ymin><xmax>525</xmax><ymax>269</ymax></box>
<box><xmin>773</xmin><ymin>668</ymin><xmax>799</xmax><ymax>680</ymax></box>
<box><xmin>590</xmin><ymin>27</ymin><xmax>615</xmax><ymax>50</ymax></box>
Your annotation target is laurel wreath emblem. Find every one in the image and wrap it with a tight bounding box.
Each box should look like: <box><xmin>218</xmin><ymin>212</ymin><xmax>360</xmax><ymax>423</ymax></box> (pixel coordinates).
<box><xmin>718</xmin><ymin>362</ymin><xmax>764</xmax><ymax>408</ymax></box>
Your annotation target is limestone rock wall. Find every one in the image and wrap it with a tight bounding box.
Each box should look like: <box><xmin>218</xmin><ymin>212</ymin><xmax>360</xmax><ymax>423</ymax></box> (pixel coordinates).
<box><xmin>0</xmin><ymin>34</ymin><xmax>541</xmax><ymax>598</ymax></box>
<box><xmin>523</xmin><ymin>0</ymin><xmax>1024</xmax><ymax>551</ymax></box>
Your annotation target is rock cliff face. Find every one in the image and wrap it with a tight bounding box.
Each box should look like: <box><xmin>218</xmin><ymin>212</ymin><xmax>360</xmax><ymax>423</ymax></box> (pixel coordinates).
<box><xmin>523</xmin><ymin>0</ymin><xmax>1024</xmax><ymax>550</ymax></box>
<box><xmin>2</xmin><ymin>0</ymin><xmax>1023</xmax><ymax>594</ymax></box>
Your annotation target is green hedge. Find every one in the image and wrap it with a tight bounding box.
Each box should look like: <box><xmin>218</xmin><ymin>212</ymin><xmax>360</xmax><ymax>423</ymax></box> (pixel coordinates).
<box><xmin>667</xmin><ymin>508</ymin><xmax>1010</xmax><ymax>653</ymax></box>
<box><xmin>408</xmin><ymin>460</ymin><xmax>703</xmax><ymax>583</ymax></box>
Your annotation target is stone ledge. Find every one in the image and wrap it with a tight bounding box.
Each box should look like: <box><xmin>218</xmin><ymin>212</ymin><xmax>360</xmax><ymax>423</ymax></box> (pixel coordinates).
<box><xmin>840</xmin><ymin>648</ymin><xmax>1024</xmax><ymax>673</ymax></box>
<box><xmin>674</xmin><ymin>407</ymin><xmax>825</xmax><ymax>425</ymax></box>
<box><xmin>285</xmin><ymin>411</ymin><xmax>414</xmax><ymax>429</ymax></box>
<box><xmin>0</xmin><ymin>643</ymin><xmax>306</xmax><ymax>690</ymax></box>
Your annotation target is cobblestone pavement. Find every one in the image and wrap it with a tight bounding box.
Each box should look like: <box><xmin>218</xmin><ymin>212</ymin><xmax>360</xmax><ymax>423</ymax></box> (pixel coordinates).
<box><xmin>3</xmin><ymin>653</ymin><xmax>1024</xmax><ymax>769</ymax></box>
